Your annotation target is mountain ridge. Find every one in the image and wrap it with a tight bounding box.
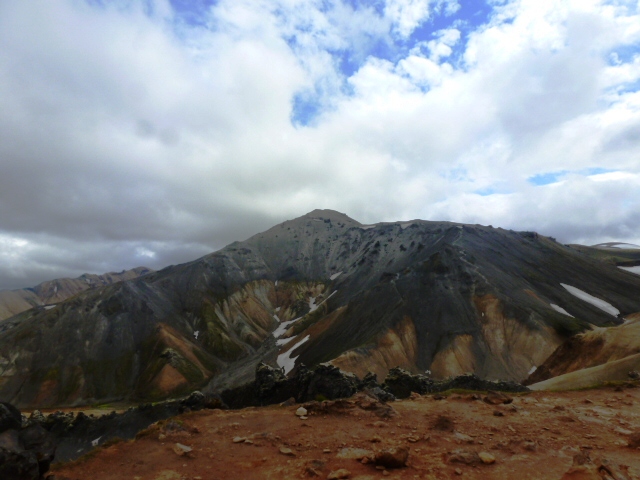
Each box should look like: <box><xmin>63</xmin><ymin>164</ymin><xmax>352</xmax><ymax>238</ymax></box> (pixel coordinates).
<box><xmin>1</xmin><ymin>210</ymin><xmax>639</xmax><ymax>408</ymax></box>
<box><xmin>0</xmin><ymin>266</ymin><xmax>153</xmax><ymax>322</ymax></box>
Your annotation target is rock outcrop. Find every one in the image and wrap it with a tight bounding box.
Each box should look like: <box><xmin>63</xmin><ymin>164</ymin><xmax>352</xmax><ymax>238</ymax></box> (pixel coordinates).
<box><xmin>0</xmin><ymin>402</ymin><xmax>56</xmax><ymax>480</ymax></box>
<box><xmin>381</xmin><ymin>367</ymin><xmax>528</xmax><ymax>398</ymax></box>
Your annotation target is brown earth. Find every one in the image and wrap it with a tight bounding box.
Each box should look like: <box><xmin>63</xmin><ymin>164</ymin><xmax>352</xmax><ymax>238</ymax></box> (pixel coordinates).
<box><xmin>51</xmin><ymin>386</ymin><xmax>640</xmax><ymax>480</ymax></box>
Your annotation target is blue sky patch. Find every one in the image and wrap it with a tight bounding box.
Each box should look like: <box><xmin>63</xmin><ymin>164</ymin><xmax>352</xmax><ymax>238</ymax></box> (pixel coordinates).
<box><xmin>291</xmin><ymin>92</ymin><xmax>323</xmax><ymax>127</ymax></box>
<box><xmin>528</xmin><ymin>171</ymin><xmax>568</xmax><ymax>186</ymax></box>
<box><xmin>529</xmin><ymin>168</ymin><xmax>616</xmax><ymax>185</ymax></box>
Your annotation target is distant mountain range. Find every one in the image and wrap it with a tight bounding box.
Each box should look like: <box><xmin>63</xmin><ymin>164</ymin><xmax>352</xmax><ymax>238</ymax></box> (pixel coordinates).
<box><xmin>0</xmin><ymin>267</ymin><xmax>152</xmax><ymax>322</ymax></box>
<box><xmin>1</xmin><ymin>209</ymin><xmax>639</xmax><ymax>408</ymax></box>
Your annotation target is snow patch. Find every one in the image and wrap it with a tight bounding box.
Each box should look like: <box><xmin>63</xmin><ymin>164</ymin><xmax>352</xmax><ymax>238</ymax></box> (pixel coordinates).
<box><xmin>550</xmin><ymin>303</ymin><xmax>574</xmax><ymax>318</ymax></box>
<box><xmin>275</xmin><ymin>280</ymin><xmax>278</xmax><ymax>286</ymax></box>
<box><xmin>272</xmin><ymin>316</ymin><xmax>302</xmax><ymax>339</ymax></box>
<box><xmin>528</xmin><ymin>366</ymin><xmax>537</xmax><ymax>375</ymax></box>
<box><xmin>308</xmin><ymin>296</ymin><xmax>318</xmax><ymax>312</ymax></box>
<box><xmin>275</xmin><ymin>306</ymin><xmax>281</xmax><ymax>312</ymax></box>
<box><xmin>91</xmin><ymin>436</ymin><xmax>102</xmax><ymax>447</ymax></box>
<box><xmin>400</xmin><ymin>222</ymin><xmax>414</xmax><ymax>230</ymax></box>
<box><xmin>193</xmin><ymin>330</ymin><xmax>199</xmax><ymax>340</ymax></box>
<box><xmin>620</xmin><ymin>266</ymin><xmax>640</xmax><ymax>276</ymax></box>
<box><xmin>360</xmin><ymin>225</ymin><xmax>376</xmax><ymax>230</ymax></box>
<box><xmin>330</xmin><ymin>271</ymin><xmax>342</xmax><ymax>281</ymax></box>
<box><xmin>560</xmin><ymin>283</ymin><xmax>620</xmax><ymax>317</ymax></box>
<box><xmin>277</xmin><ymin>335</ymin><xmax>310</xmax><ymax>375</ymax></box>
<box><xmin>44</xmin><ymin>305</ymin><xmax>56</xmax><ymax>310</ymax></box>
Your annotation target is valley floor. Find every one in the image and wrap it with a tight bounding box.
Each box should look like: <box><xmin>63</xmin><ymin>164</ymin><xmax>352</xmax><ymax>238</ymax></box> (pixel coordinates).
<box><xmin>51</xmin><ymin>385</ymin><xmax>640</xmax><ymax>480</ymax></box>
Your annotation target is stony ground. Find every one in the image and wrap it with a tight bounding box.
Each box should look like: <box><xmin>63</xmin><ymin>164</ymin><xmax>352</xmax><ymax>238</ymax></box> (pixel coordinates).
<box><xmin>50</xmin><ymin>385</ymin><xmax>640</xmax><ymax>480</ymax></box>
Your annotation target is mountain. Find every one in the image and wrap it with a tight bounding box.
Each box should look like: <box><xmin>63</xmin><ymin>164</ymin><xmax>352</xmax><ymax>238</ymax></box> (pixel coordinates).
<box><xmin>1</xmin><ymin>209</ymin><xmax>640</xmax><ymax>408</ymax></box>
<box><xmin>525</xmin><ymin>312</ymin><xmax>640</xmax><ymax>390</ymax></box>
<box><xmin>0</xmin><ymin>267</ymin><xmax>153</xmax><ymax>322</ymax></box>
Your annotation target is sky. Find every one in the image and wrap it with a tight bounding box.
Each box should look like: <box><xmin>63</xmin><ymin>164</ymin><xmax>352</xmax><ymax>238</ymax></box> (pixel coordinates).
<box><xmin>0</xmin><ymin>0</ymin><xmax>639</xmax><ymax>290</ymax></box>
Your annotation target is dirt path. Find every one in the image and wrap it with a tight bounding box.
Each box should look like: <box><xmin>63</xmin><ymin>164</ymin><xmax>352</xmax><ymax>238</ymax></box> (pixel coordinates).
<box><xmin>51</xmin><ymin>386</ymin><xmax>640</xmax><ymax>479</ymax></box>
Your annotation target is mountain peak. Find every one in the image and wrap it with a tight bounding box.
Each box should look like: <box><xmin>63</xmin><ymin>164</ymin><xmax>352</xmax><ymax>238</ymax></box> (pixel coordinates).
<box><xmin>300</xmin><ymin>209</ymin><xmax>361</xmax><ymax>225</ymax></box>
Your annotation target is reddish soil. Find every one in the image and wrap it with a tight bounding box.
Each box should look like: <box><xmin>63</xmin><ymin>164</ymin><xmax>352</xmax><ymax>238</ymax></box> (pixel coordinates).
<box><xmin>51</xmin><ymin>386</ymin><xmax>640</xmax><ymax>480</ymax></box>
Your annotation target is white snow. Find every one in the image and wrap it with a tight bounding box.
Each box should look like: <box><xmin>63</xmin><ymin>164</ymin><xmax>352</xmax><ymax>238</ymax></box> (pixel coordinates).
<box><xmin>550</xmin><ymin>303</ymin><xmax>574</xmax><ymax>318</ymax></box>
<box><xmin>276</xmin><ymin>337</ymin><xmax>292</xmax><ymax>346</ymax></box>
<box><xmin>85</xmin><ymin>278</ymin><xmax>91</xmax><ymax>284</ymax></box>
<box><xmin>360</xmin><ymin>225</ymin><xmax>376</xmax><ymax>230</ymax></box>
<box><xmin>193</xmin><ymin>330</ymin><xmax>199</xmax><ymax>340</ymax></box>
<box><xmin>560</xmin><ymin>283</ymin><xmax>620</xmax><ymax>317</ymax></box>
<box><xmin>53</xmin><ymin>285</ymin><xmax>58</xmax><ymax>293</ymax></box>
<box><xmin>277</xmin><ymin>335</ymin><xmax>310</xmax><ymax>375</ymax></box>
<box><xmin>528</xmin><ymin>366</ymin><xmax>537</xmax><ymax>375</ymax></box>
<box><xmin>275</xmin><ymin>280</ymin><xmax>278</xmax><ymax>286</ymax></box>
<box><xmin>275</xmin><ymin>307</ymin><xmax>281</xmax><ymax>312</ymax></box>
<box><xmin>91</xmin><ymin>436</ymin><xmax>102</xmax><ymax>447</ymax></box>
<box><xmin>400</xmin><ymin>222</ymin><xmax>414</xmax><ymax>230</ymax></box>
<box><xmin>44</xmin><ymin>305</ymin><xmax>56</xmax><ymax>310</ymax></box>
<box><xmin>330</xmin><ymin>271</ymin><xmax>343</xmax><ymax>281</ymax></box>
<box><xmin>272</xmin><ymin>316</ymin><xmax>302</xmax><ymax>339</ymax></box>
<box><xmin>620</xmin><ymin>266</ymin><xmax>640</xmax><ymax>276</ymax></box>
<box><xmin>308</xmin><ymin>296</ymin><xmax>318</xmax><ymax>312</ymax></box>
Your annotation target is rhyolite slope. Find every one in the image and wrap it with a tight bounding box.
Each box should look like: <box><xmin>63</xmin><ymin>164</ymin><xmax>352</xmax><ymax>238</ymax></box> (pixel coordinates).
<box><xmin>1</xmin><ymin>209</ymin><xmax>640</xmax><ymax>408</ymax></box>
<box><xmin>0</xmin><ymin>267</ymin><xmax>153</xmax><ymax>322</ymax></box>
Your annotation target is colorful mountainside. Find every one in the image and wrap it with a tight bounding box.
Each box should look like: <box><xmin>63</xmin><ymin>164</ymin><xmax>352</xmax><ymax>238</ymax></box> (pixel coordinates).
<box><xmin>1</xmin><ymin>209</ymin><xmax>639</xmax><ymax>408</ymax></box>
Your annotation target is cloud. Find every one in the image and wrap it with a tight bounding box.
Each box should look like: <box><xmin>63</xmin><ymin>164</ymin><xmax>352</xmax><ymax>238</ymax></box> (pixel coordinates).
<box><xmin>0</xmin><ymin>0</ymin><xmax>639</xmax><ymax>289</ymax></box>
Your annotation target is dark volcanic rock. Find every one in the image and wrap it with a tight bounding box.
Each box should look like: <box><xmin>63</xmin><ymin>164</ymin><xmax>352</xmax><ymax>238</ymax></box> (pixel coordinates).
<box><xmin>0</xmin><ymin>404</ymin><xmax>55</xmax><ymax>480</ymax></box>
<box><xmin>382</xmin><ymin>368</ymin><xmax>528</xmax><ymax>398</ymax></box>
<box><xmin>0</xmin><ymin>402</ymin><xmax>22</xmax><ymax>432</ymax></box>
<box><xmin>221</xmin><ymin>362</ymin><xmax>358</xmax><ymax>408</ymax></box>
<box><xmin>35</xmin><ymin>391</ymin><xmax>217</xmax><ymax>463</ymax></box>
<box><xmin>383</xmin><ymin>368</ymin><xmax>436</xmax><ymax>398</ymax></box>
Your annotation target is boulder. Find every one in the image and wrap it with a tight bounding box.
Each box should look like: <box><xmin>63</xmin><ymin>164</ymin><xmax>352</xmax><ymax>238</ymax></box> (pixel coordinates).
<box><xmin>374</xmin><ymin>446</ymin><xmax>409</xmax><ymax>468</ymax></box>
<box><xmin>0</xmin><ymin>402</ymin><xmax>22</xmax><ymax>433</ymax></box>
<box><xmin>383</xmin><ymin>368</ymin><xmax>435</xmax><ymax>398</ymax></box>
<box><xmin>0</xmin><ymin>404</ymin><xmax>56</xmax><ymax>480</ymax></box>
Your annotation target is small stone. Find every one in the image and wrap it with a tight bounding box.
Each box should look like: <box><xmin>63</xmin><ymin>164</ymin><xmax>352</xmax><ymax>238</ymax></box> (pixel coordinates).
<box><xmin>454</xmin><ymin>432</ymin><xmax>474</xmax><ymax>443</ymax></box>
<box><xmin>493</xmin><ymin>410</ymin><xmax>504</xmax><ymax>417</ymax></box>
<box><xmin>158</xmin><ymin>433</ymin><xmax>166</xmax><ymax>441</ymax></box>
<box><xmin>172</xmin><ymin>443</ymin><xmax>192</xmax><ymax>456</ymax></box>
<box><xmin>627</xmin><ymin>431</ymin><xmax>640</xmax><ymax>448</ymax></box>
<box><xmin>296</xmin><ymin>407</ymin><xmax>308</xmax><ymax>417</ymax></box>
<box><xmin>299</xmin><ymin>416</ymin><xmax>308</xmax><ymax>420</ymax></box>
<box><xmin>448</xmin><ymin>449</ymin><xmax>480</xmax><ymax>465</ymax></box>
<box><xmin>327</xmin><ymin>468</ymin><xmax>351</xmax><ymax>479</ymax></box>
<box><xmin>478</xmin><ymin>452</ymin><xmax>495</xmax><ymax>465</ymax></box>
<box><xmin>233</xmin><ymin>436</ymin><xmax>247</xmax><ymax>443</ymax></box>
<box><xmin>323</xmin><ymin>449</ymin><xmax>331</xmax><ymax>453</ymax></box>
<box><xmin>374</xmin><ymin>446</ymin><xmax>409</xmax><ymax>469</ymax></box>
<box><xmin>455</xmin><ymin>468</ymin><xmax>463</xmax><ymax>475</ymax></box>
<box><xmin>483</xmin><ymin>391</ymin><xmax>513</xmax><ymax>405</ymax></box>
<box><xmin>382</xmin><ymin>470</ymin><xmax>390</xmax><ymax>476</ymax></box>
<box><xmin>336</xmin><ymin>447</ymin><xmax>373</xmax><ymax>460</ymax></box>
<box><xmin>370</xmin><ymin>435</ymin><xmax>382</xmax><ymax>443</ymax></box>
<box><xmin>279</xmin><ymin>447</ymin><xmax>295</xmax><ymax>456</ymax></box>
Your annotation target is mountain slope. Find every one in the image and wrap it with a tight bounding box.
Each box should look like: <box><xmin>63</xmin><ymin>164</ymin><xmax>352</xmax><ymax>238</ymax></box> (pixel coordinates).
<box><xmin>0</xmin><ymin>267</ymin><xmax>153</xmax><ymax>322</ymax></box>
<box><xmin>1</xmin><ymin>209</ymin><xmax>640</xmax><ymax>408</ymax></box>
